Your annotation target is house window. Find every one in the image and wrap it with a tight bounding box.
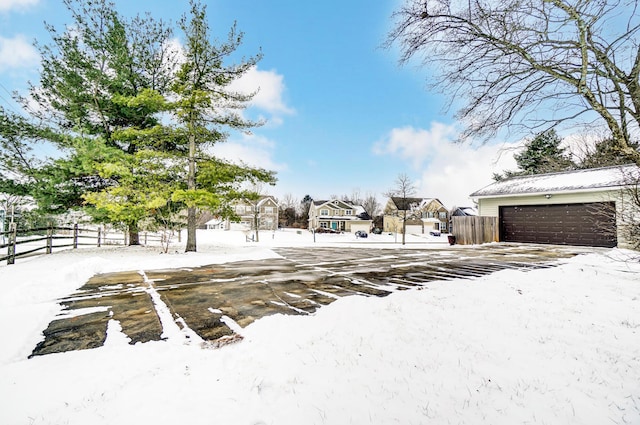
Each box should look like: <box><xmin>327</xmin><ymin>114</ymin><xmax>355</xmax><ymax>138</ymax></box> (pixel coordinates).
<box><xmin>440</xmin><ymin>222</ymin><xmax>447</xmax><ymax>231</ymax></box>
<box><xmin>427</xmin><ymin>212</ymin><xmax>435</xmax><ymax>218</ymax></box>
<box><xmin>320</xmin><ymin>222</ymin><xmax>328</xmax><ymax>228</ymax></box>
<box><xmin>345</xmin><ymin>210</ymin><xmax>352</xmax><ymax>215</ymax></box>
<box><xmin>245</xmin><ymin>206</ymin><xmax>253</xmax><ymax>213</ymax></box>
<box><xmin>235</xmin><ymin>206</ymin><xmax>244</xmax><ymax>213</ymax></box>
<box><xmin>320</xmin><ymin>209</ymin><xmax>329</xmax><ymax>216</ymax></box>
<box><xmin>265</xmin><ymin>207</ymin><xmax>274</xmax><ymax>214</ymax></box>
<box><xmin>439</xmin><ymin>212</ymin><xmax>447</xmax><ymax>219</ymax></box>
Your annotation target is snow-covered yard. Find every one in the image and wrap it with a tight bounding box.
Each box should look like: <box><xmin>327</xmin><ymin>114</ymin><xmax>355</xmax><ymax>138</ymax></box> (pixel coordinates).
<box><xmin>0</xmin><ymin>229</ymin><xmax>638</xmax><ymax>425</ymax></box>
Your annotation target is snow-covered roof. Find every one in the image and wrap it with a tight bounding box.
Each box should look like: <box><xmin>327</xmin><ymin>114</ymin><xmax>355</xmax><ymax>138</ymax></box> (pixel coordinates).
<box><xmin>470</xmin><ymin>164</ymin><xmax>640</xmax><ymax>198</ymax></box>
<box><xmin>388</xmin><ymin>197</ymin><xmax>446</xmax><ymax>211</ymax></box>
<box><xmin>458</xmin><ymin>207</ymin><xmax>478</xmax><ymax>216</ymax></box>
<box><xmin>313</xmin><ymin>199</ymin><xmax>366</xmax><ymax>212</ymax></box>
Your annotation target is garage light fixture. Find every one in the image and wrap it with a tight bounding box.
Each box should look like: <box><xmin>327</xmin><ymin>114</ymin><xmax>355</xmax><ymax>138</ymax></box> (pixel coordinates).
<box><xmin>544</xmin><ymin>194</ymin><xmax>552</xmax><ymax>199</ymax></box>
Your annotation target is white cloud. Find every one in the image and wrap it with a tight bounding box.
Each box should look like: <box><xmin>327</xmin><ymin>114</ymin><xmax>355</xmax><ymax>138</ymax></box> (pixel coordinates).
<box><xmin>0</xmin><ymin>0</ymin><xmax>38</xmax><ymax>12</ymax></box>
<box><xmin>0</xmin><ymin>35</ymin><xmax>39</xmax><ymax>71</ymax></box>
<box><xmin>374</xmin><ymin>123</ymin><xmax>520</xmax><ymax>208</ymax></box>
<box><xmin>211</xmin><ymin>133</ymin><xmax>288</xmax><ymax>173</ymax></box>
<box><xmin>229</xmin><ymin>66</ymin><xmax>295</xmax><ymax>118</ymax></box>
<box><xmin>373</xmin><ymin>122</ymin><xmax>458</xmax><ymax>168</ymax></box>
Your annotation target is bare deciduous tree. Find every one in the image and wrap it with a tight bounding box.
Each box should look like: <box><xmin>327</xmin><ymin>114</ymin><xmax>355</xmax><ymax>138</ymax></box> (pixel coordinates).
<box><xmin>279</xmin><ymin>193</ymin><xmax>298</xmax><ymax>210</ymax></box>
<box><xmin>385</xmin><ymin>173</ymin><xmax>417</xmax><ymax>245</ymax></box>
<box><xmin>388</xmin><ymin>0</ymin><xmax>640</xmax><ymax>164</ymax></box>
<box><xmin>362</xmin><ymin>192</ymin><xmax>381</xmax><ymax>218</ymax></box>
<box><xmin>617</xmin><ymin>166</ymin><xmax>640</xmax><ymax>250</ymax></box>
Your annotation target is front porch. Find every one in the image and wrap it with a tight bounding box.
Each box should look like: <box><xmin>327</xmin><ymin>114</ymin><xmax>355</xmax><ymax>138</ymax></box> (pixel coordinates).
<box><xmin>318</xmin><ymin>219</ymin><xmax>346</xmax><ymax>232</ymax></box>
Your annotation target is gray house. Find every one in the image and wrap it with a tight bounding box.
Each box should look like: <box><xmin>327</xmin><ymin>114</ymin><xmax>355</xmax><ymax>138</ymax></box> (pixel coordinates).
<box><xmin>470</xmin><ymin>164</ymin><xmax>640</xmax><ymax>248</ymax></box>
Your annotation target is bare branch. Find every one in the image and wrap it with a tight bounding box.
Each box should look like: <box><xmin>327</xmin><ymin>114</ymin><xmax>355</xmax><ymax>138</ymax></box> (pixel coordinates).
<box><xmin>388</xmin><ymin>0</ymin><xmax>640</xmax><ymax>164</ymax></box>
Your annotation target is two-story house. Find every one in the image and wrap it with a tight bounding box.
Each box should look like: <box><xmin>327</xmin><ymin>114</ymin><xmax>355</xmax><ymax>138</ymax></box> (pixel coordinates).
<box><xmin>233</xmin><ymin>195</ymin><xmax>279</xmax><ymax>231</ymax></box>
<box><xmin>382</xmin><ymin>197</ymin><xmax>449</xmax><ymax>234</ymax></box>
<box><xmin>206</xmin><ymin>196</ymin><xmax>279</xmax><ymax>231</ymax></box>
<box><xmin>308</xmin><ymin>200</ymin><xmax>372</xmax><ymax>233</ymax></box>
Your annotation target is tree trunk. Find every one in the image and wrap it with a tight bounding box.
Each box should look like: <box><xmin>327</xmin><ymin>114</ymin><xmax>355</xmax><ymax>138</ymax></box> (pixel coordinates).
<box><xmin>254</xmin><ymin>211</ymin><xmax>260</xmax><ymax>242</ymax></box>
<box><xmin>185</xmin><ymin>206</ymin><xmax>196</xmax><ymax>252</ymax></box>
<box><xmin>402</xmin><ymin>211</ymin><xmax>407</xmax><ymax>245</ymax></box>
<box><xmin>128</xmin><ymin>222</ymin><xmax>140</xmax><ymax>246</ymax></box>
<box><xmin>185</xmin><ymin>130</ymin><xmax>197</xmax><ymax>252</ymax></box>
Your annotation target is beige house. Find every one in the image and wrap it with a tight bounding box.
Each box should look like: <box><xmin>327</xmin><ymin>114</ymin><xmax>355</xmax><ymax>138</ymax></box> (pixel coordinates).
<box><xmin>382</xmin><ymin>197</ymin><xmax>449</xmax><ymax>234</ymax></box>
<box><xmin>207</xmin><ymin>196</ymin><xmax>279</xmax><ymax>231</ymax></box>
<box><xmin>233</xmin><ymin>195</ymin><xmax>279</xmax><ymax>231</ymax></box>
<box><xmin>308</xmin><ymin>200</ymin><xmax>372</xmax><ymax>233</ymax></box>
<box><xmin>470</xmin><ymin>164</ymin><xmax>640</xmax><ymax>248</ymax></box>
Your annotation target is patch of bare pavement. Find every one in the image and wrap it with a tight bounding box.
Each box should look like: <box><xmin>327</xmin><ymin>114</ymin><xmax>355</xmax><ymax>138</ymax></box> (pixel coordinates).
<box><xmin>30</xmin><ymin>244</ymin><xmax>590</xmax><ymax>357</ymax></box>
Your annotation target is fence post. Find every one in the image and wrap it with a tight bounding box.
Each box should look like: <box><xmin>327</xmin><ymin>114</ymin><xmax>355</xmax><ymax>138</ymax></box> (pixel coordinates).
<box><xmin>46</xmin><ymin>225</ymin><xmax>53</xmax><ymax>254</ymax></box>
<box><xmin>7</xmin><ymin>222</ymin><xmax>17</xmax><ymax>265</ymax></box>
<box><xmin>73</xmin><ymin>223</ymin><xmax>79</xmax><ymax>249</ymax></box>
<box><xmin>97</xmin><ymin>226</ymin><xmax>102</xmax><ymax>248</ymax></box>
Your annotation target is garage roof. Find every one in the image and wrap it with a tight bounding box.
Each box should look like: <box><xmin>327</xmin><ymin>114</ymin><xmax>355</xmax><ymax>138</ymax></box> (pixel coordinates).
<box><xmin>470</xmin><ymin>164</ymin><xmax>640</xmax><ymax>198</ymax></box>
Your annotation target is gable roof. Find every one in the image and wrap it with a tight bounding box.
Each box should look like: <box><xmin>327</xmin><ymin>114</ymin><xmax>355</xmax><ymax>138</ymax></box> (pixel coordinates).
<box><xmin>310</xmin><ymin>199</ymin><xmax>370</xmax><ymax>220</ymax></box>
<box><xmin>389</xmin><ymin>197</ymin><xmax>424</xmax><ymax>210</ymax></box>
<box><xmin>256</xmin><ymin>195</ymin><xmax>278</xmax><ymax>207</ymax></box>
<box><xmin>452</xmin><ymin>207</ymin><xmax>478</xmax><ymax>216</ymax></box>
<box><xmin>470</xmin><ymin>164</ymin><xmax>640</xmax><ymax>198</ymax></box>
<box><xmin>388</xmin><ymin>197</ymin><xmax>446</xmax><ymax>211</ymax></box>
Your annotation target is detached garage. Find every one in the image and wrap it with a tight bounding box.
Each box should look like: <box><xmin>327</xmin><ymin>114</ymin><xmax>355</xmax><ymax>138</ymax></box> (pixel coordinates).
<box><xmin>470</xmin><ymin>165</ymin><xmax>640</xmax><ymax>248</ymax></box>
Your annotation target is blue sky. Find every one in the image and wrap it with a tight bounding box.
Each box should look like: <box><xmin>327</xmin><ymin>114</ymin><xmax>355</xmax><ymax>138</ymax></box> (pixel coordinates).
<box><xmin>0</xmin><ymin>0</ymin><xmax>519</xmax><ymax>209</ymax></box>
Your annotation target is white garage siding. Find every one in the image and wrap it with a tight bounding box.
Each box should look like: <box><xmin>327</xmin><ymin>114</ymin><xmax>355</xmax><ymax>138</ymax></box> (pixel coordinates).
<box><xmin>405</xmin><ymin>224</ymin><xmax>423</xmax><ymax>234</ymax></box>
<box><xmin>477</xmin><ymin>190</ymin><xmax>618</xmax><ymax>216</ymax></box>
<box><xmin>348</xmin><ymin>222</ymin><xmax>371</xmax><ymax>233</ymax></box>
<box><xmin>477</xmin><ymin>189</ymin><xmax>630</xmax><ymax>248</ymax></box>
<box><xmin>471</xmin><ymin>165</ymin><xmax>640</xmax><ymax>249</ymax></box>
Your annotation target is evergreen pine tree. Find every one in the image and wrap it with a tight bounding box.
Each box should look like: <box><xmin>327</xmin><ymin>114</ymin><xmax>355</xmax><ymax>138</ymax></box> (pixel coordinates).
<box><xmin>168</xmin><ymin>0</ymin><xmax>275</xmax><ymax>252</ymax></box>
<box><xmin>21</xmin><ymin>0</ymin><xmax>177</xmax><ymax>244</ymax></box>
<box><xmin>579</xmin><ymin>138</ymin><xmax>640</xmax><ymax>169</ymax></box>
<box><xmin>494</xmin><ymin>129</ymin><xmax>575</xmax><ymax>180</ymax></box>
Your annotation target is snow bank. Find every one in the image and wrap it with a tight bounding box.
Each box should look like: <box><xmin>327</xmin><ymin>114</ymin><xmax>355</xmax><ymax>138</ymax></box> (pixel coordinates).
<box><xmin>0</xmin><ymin>231</ymin><xmax>638</xmax><ymax>425</ymax></box>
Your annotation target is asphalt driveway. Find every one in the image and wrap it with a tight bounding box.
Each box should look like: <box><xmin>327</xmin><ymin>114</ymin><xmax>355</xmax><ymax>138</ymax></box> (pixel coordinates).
<box><xmin>31</xmin><ymin>244</ymin><xmax>588</xmax><ymax>357</ymax></box>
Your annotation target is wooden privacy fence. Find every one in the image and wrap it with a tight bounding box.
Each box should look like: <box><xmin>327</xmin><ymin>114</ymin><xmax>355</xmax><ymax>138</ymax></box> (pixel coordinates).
<box><xmin>0</xmin><ymin>224</ymin><xmax>163</xmax><ymax>265</ymax></box>
<box><xmin>451</xmin><ymin>216</ymin><xmax>499</xmax><ymax>245</ymax></box>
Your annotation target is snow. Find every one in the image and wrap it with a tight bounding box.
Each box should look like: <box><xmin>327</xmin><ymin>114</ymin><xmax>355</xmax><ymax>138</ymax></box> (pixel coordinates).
<box><xmin>1</xmin><ymin>229</ymin><xmax>639</xmax><ymax>425</ymax></box>
<box><xmin>471</xmin><ymin>163</ymin><xmax>640</xmax><ymax>197</ymax></box>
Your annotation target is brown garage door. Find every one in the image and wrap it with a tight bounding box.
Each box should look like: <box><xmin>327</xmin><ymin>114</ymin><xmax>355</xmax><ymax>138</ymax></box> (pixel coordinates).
<box><xmin>499</xmin><ymin>202</ymin><xmax>617</xmax><ymax>247</ymax></box>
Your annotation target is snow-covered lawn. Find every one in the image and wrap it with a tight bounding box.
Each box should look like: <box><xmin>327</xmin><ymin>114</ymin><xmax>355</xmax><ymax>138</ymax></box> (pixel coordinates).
<box><xmin>0</xmin><ymin>229</ymin><xmax>638</xmax><ymax>425</ymax></box>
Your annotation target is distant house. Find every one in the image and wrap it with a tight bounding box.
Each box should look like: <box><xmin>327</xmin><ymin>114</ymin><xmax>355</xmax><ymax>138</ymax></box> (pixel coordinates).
<box><xmin>308</xmin><ymin>199</ymin><xmax>372</xmax><ymax>233</ymax></box>
<box><xmin>205</xmin><ymin>217</ymin><xmax>226</xmax><ymax>230</ymax></box>
<box><xmin>449</xmin><ymin>206</ymin><xmax>478</xmax><ymax>232</ymax></box>
<box><xmin>207</xmin><ymin>196</ymin><xmax>279</xmax><ymax>231</ymax></box>
<box><xmin>231</xmin><ymin>196</ymin><xmax>279</xmax><ymax>231</ymax></box>
<box><xmin>451</xmin><ymin>207</ymin><xmax>478</xmax><ymax>217</ymax></box>
<box><xmin>469</xmin><ymin>164</ymin><xmax>640</xmax><ymax>248</ymax></box>
<box><xmin>382</xmin><ymin>197</ymin><xmax>449</xmax><ymax>234</ymax></box>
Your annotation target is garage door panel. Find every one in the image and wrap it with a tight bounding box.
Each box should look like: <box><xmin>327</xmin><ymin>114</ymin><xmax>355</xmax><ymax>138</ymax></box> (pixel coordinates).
<box><xmin>499</xmin><ymin>203</ymin><xmax>616</xmax><ymax>248</ymax></box>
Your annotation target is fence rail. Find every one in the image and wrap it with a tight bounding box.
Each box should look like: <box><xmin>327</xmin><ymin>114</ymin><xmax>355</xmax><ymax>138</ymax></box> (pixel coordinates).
<box><xmin>0</xmin><ymin>224</ymin><xmax>164</xmax><ymax>265</ymax></box>
<box><xmin>451</xmin><ymin>216</ymin><xmax>499</xmax><ymax>245</ymax></box>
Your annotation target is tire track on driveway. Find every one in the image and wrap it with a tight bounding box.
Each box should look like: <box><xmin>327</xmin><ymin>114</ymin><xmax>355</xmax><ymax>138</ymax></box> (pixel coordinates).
<box><xmin>30</xmin><ymin>245</ymin><xmax>583</xmax><ymax>357</ymax></box>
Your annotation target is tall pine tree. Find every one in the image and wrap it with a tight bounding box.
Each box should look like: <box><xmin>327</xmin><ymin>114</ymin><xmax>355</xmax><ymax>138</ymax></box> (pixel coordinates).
<box><xmin>494</xmin><ymin>129</ymin><xmax>575</xmax><ymax>181</ymax></box>
<box><xmin>23</xmin><ymin>0</ymin><xmax>177</xmax><ymax>243</ymax></box>
<box><xmin>169</xmin><ymin>0</ymin><xmax>275</xmax><ymax>252</ymax></box>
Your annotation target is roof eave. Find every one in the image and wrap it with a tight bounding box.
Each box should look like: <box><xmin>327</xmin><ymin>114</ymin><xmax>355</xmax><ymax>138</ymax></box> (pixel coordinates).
<box><xmin>471</xmin><ymin>184</ymin><xmax>627</xmax><ymax>200</ymax></box>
